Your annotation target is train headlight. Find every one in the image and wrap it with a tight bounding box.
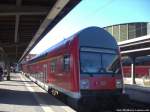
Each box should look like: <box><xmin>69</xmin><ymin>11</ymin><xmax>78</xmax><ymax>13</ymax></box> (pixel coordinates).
<box><xmin>80</xmin><ymin>79</ymin><xmax>90</xmax><ymax>89</ymax></box>
<box><xmin>116</xmin><ymin>79</ymin><xmax>122</xmax><ymax>88</ymax></box>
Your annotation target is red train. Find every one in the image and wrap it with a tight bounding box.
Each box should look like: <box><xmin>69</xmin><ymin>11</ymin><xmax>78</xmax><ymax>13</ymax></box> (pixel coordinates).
<box><xmin>22</xmin><ymin>27</ymin><xmax>124</xmax><ymax>108</ymax></box>
<box><xmin>123</xmin><ymin>66</ymin><xmax>150</xmax><ymax>78</ymax></box>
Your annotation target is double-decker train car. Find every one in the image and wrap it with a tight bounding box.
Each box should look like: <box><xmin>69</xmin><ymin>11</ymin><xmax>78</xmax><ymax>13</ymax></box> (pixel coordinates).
<box><xmin>22</xmin><ymin>27</ymin><xmax>124</xmax><ymax>108</ymax></box>
<box><xmin>122</xmin><ymin>56</ymin><xmax>150</xmax><ymax>78</ymax></box>
<box><xmin>123</xmin><ymin>66</ymin><xmax>150</xmax><ymax>78</ymax></box>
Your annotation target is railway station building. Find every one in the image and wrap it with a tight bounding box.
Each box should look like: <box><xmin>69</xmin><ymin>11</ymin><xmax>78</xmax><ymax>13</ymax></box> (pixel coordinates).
<box><xmin>104</xmin><ymin>22</ymin><xmax>150</xmax><ymax>42</ymax></box>
<box><xmin>104</xmin><ymin>22</ymin><xmax>150</xmax><ymax>81</ymax></box>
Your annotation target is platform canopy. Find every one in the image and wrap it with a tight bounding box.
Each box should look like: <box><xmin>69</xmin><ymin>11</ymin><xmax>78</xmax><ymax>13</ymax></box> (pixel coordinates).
<box><xmin>118</xmin><ymin>34</ymin><xmax>150</xmax><ymax>57</ymax></box>
<box><xmin>0</xmin><ymin>0</ymin><xmax>80</xmax><ymax>64</ymax></box>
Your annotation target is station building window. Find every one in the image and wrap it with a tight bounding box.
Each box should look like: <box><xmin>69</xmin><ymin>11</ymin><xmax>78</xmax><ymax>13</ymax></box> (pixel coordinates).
<box><xmin>128</xmin><ymin>23</ymin><xmax>136</xmax><ymax>39</ymax></box>
<box><xmin>120</xmin><ymin>24</ymin><xmax>128</xmax><ymax>41</ymax></box>
<box><xmin>141</xmin><ymin>23</ymin><xmax>147</xmax><ymax>36</ymax></box>
<box><xmin>113</xmin><ymin>25</ymin><xmax>119</xmax><ymax>41</ymax></box>
<box><xmin>135</xmin><ymin>23</ymin><xmax>142</xmax><ymax>37</ymax></box>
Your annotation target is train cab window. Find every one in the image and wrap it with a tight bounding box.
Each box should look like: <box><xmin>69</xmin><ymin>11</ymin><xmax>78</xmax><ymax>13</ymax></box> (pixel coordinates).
<box><xmin>80</xmin><ymin>51</ymin><xmax>121</xmax><ymax>74</ymax></box>
<box><xmin>63</xmin><ymin>55</ymin><xmax>70</xmax><ymax>72</ymax></box>
<box><xmin>50</xmin><ymin>59</ymin><xmax>57</xmax><ymax>72</ymax></box>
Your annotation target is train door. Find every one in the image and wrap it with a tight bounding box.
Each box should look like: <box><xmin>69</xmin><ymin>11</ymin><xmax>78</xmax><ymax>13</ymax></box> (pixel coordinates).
<box><xmin>43</xmin><ymin>64</ymin><xmax>48</xmax><ymax>83</ymax></box>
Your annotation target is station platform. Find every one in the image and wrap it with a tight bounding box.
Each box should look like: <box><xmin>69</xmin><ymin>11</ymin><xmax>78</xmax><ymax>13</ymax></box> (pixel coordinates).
<box><xmin>0</xmin><ymin>73</ymin><xmax>76</xmax><ymax>112</ymax></box>
<box><xmin>125</xmin><ymin>82</ymin><xmax>150</xmax><ymax>104</ymax></box>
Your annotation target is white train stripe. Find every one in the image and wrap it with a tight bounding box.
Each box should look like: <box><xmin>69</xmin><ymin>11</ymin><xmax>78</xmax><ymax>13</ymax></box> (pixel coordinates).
<box><xmin>21</xmin><ymin>74</ymin><xmax>76</xmax><ymax>112</ymax></box>
<box><xmin>20</xmin><ymin>74</ymin><xmax>55</xmax><ymax>112</ymax></box>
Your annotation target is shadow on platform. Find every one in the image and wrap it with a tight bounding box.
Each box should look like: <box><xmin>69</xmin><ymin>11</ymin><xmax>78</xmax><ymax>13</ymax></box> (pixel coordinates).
<box><xmin>0</xmin><ymin>88</ymin><xmax>65</xmax><ymax>106</ymax></box>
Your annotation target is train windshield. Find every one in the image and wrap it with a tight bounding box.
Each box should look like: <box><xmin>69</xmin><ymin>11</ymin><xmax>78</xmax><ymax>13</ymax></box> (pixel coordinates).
<box><xmin>80</xmin><ymin>49</ymin><xmax>121</xmax><ymax>75</ymax></box>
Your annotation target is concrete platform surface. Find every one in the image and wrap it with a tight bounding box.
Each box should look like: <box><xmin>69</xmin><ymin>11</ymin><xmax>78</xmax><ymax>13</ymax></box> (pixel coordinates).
<box><xmin>0</xmin><ymin>73</ymin><xmax>76</xmax><ymax>112</ymax></box>
<box><xmin>125</xmin><ymin>84</ymin><xmax>150</xmax><ymax>104</ymax></box>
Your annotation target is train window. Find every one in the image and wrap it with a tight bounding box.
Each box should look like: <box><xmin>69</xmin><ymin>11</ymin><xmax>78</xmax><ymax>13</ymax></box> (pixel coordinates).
<box><xmin>80</xmin><ymin>52</ymin><xmax>101</xmax><ymax>73</ymax></box>
<box><xmin>102</xmin><ymin>53</ymin><xmax>121</xmax><ymax>74</ymax></box>
<box><xmin>80</xmin><ymin>51</ymin><xmax>121</xmax><ymax>74</ymax></box>
<box><xmin>50</xmin><ymin>59</ymin><xmax>57</xmax><ymax>72</ymax></box>
<box><xmin>63</xmin><ymin>55</ymin><xmax>70</xmax><ymax>72</ymax></box>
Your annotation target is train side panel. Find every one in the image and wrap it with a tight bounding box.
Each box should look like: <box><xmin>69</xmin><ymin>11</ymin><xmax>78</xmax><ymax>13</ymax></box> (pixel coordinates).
<box><xmin>123</xmin><ymin>66</ymin><xmax>150</xmax><ymax>77</ymax></box>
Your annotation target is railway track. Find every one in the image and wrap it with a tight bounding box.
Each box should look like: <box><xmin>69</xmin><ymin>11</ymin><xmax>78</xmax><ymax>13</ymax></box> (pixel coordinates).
<box><xmin>56</xmin><ymin>94</ymin><xmax>150</xmax><ymax>112</ymax></box>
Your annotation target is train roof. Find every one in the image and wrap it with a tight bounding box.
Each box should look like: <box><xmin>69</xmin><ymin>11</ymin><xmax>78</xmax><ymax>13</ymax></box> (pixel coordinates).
<box><xmin>28</xmin><ymin>26</ymin><xmax>118</xmax><ymax>63</ymax></box>
<box><xmin>77</xmin><ymin>26</ymin><xmax>118</xmax><ymax>49</ymax></box>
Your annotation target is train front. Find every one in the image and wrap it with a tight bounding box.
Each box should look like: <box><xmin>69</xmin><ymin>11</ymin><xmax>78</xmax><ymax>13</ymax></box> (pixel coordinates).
<box><xmin>78</xmin><ymin>27</ymin><xmax>124</xmax><ymax>105</ymax></box>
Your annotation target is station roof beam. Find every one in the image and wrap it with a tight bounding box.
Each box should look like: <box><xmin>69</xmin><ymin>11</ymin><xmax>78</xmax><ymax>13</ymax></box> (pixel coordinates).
<box><xmin>0</xmin><ymin>0</ymin><xmax>81</xmax><ymax>64</ymax></box>
<box><xmin>119</xmin><ymin>34</ymin><xmax>150</xmax><ymax>57</ymax></box>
